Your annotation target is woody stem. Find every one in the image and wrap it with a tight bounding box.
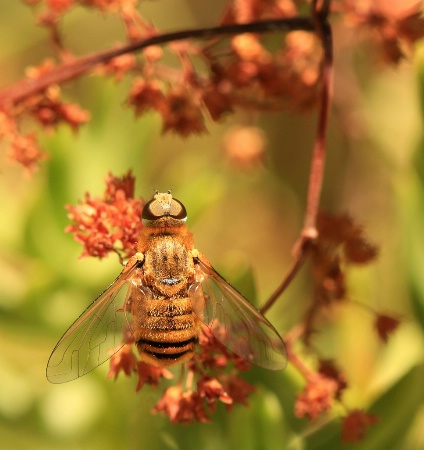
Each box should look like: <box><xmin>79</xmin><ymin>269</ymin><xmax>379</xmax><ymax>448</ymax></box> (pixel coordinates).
<box><xmin>0</xmin><ymin>17</ymin><xmax>314</xmax><ymax>108</ymax></box>
<box><xmin>303</xmin><ymin>0</ymin><xmax>333</xmax><ymax>235</ymax></box>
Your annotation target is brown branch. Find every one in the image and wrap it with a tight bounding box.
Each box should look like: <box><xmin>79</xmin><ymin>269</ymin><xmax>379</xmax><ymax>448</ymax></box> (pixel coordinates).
<box><xmin>302</xmin><ymin>0</ymin><xmax>333</xmax><ymax>236</ymax></box>
<box><xmin>261</xmin><ymin>0</ymin><xmax>333</xmax><ymax>311</ymax></box>
<box><xmin>0</xmin><ymin>17</ymin><xmax>314</xmax><ymax>109</ymax></box>
<box><xmin>260</xmin><ymin>238</ymin><xmax>313</xmax><ymax>315</ymax></box>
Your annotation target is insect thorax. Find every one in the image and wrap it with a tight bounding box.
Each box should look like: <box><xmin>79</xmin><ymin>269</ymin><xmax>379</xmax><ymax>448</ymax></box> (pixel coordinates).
<box><xmin>143</xmin><ymin>234</ymin><xmax>195</xmax><ymax>297</ymax></box>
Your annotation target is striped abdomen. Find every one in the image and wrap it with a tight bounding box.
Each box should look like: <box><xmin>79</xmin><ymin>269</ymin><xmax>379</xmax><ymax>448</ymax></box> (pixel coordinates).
<box><xmin>133</xmin><ymin>296</ymin><xmax>199</xmax><ymax>367</ymax></box>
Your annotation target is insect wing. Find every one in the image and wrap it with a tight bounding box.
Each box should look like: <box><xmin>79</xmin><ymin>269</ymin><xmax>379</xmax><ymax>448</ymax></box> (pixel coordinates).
<box><xmin>190</xmin><ymin>258</ymin><xmax>287</xmax><ymax>370</ymax></box>
<box><xmin>46</xmin><ymin>264</ymin><xmax>139</xmax><ymax>383</ymax></box>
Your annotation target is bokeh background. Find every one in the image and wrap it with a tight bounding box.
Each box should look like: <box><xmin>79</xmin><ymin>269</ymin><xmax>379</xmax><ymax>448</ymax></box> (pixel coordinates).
<box><xmin>0</xmin><ymin>1</ymin><xmax>424</xmax><ymax>449</ymax></box>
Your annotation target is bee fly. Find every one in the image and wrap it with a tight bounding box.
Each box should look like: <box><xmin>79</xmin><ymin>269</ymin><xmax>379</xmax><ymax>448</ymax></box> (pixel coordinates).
<box><xmin>46</xmin><ymin>192</ymin><xmax>287</xmax><ymax>383</ymax></box>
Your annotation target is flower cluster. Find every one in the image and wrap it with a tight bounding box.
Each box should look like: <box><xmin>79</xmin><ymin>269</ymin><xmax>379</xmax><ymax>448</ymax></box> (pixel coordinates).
<box><xmin>0</xmin><ymin>59</ymin><xmax>90</xmax><ymax>172</ymax></box>
<box><xmin>307</xmin><ymin>213</ymin><xmax>378</xmax><ymax>309</ymax></box>
<box><xmin>107</xmin><ymin>327</ymin><xmax>256</xmax><ymax>423</ymax></box>
<box><xmin>308</xmin><ymin>213</ymin><xmax>400</xmax><ymax>342</ymax></box>
<box><xmin>341</xmin><ymin>409</ymin><xmax>379</xmax><ymax>443</ymax></box>
<box><xmin>295</xmin><ymin>374</ymin><xmax>339</xmax><ymax>421</ymax></box>
<box><xmin>65</xmin><ymin>170</ymin><xmax>144</xmax><ymax>261</ymax></box>
<box><xmin>23</xmin><ymin>67</ymin><xmax>90</xmax><ymax>132</ymax></box>
<box><xmin>127</xmin><ymin>25</ymin><xmax>323</xmax><ymax>135</ymax></box>
<box><xmin>0</xmin><ymin>111</ymin><xmax>46</xmax><ymax>173</ymax></box>
<box><xmin>294</xmin><ymin>213</ymin><xmax>380</xmax><ymax>345</ymax></box>
<box><xmin>338</xmin><ymin>0</ymin><xmax>424</xmax><ymax>64</ymax></box>
<box><xmin>283</xmin><ymin>213</ymin><xmax>390</xmax><ymax>435</ymax></box>
<box><xmin>107</xmin><ymin>344</ymin><xmax>174</xmax><ymax>392</ymax></box>
<box><xmin>3</xmin><ymin>0</ymin><xmax>420</xmax><ymax>170</ymax></box>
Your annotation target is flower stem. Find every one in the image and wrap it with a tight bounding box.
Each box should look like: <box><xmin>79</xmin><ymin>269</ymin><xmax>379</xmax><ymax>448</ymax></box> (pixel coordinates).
<box><xmin>0</xmin><ymin>17</ymin><xmax>314</xmax><ymax>108</ymax></box>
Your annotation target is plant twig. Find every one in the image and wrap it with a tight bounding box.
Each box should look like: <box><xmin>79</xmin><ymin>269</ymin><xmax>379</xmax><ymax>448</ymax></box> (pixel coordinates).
<box><xmin>302</xmin><ymin>0</ymin><xmax>333</xmax><ymax>236</ymax></box>
<box><xmin>262</xmin><ymin>0</ymin><xmax>333</xmax><ymax>310</ymax></box>
<box><xmin>260</xmin><ymin>239</ymin><xmax>312</xmax><ymax>315</ymax></box>
<box><xmin>0</xmin><ymin>17</ymin><xmax>314</xmax><ymax>109</ymax></box>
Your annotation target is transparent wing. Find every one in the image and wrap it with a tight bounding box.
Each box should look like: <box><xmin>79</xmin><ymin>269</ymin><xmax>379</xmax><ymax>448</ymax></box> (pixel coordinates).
<box><xmin>46</xmin><ymin>263</ymin><xmax>140</xmax><ymax>384</ymax></box>
<box><xmin>190</xmin><ymin>257</ymin><xmax>287</xmax><ymax>370</ymax></box>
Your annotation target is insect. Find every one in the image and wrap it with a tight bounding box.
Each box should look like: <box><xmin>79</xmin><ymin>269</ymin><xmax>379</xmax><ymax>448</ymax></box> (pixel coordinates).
<box><xmin>46</xmin><ymin>192</ymin><xmax>287</xmax><ymax>383</ymax></box>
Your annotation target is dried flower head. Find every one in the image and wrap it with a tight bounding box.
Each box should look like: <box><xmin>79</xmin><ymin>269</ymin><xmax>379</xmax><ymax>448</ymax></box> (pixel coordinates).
<box><xmin>160</xmin><ymin>86</ymin><xmax>206</xmax><ymax>136</ymax></box>
<box><xmin>318</xmin><ymin>359</ymin><xmax>348</xmax><ymax>400</ymax></box>
<box><xmin>307</xmin><ymin>213</ymin><xmax>379</xmax><ymax>311</ymax></box>
<box><xmin>106</xmin><ymin>323</ymin><xmax>256</xmax><ymax>424</ymax></box>
<box><xmin>128</xmin><ymin>79</ymin><xmax>166</xmax><ymax>116</ymax></box>
<box><xmin>0</xmin><ymin>112</ymin><xmax>47</xmax><ymax>172</ymax></box>
<box><xmin>8</xmin><ymin>132</ymin><xmax>47</xmax><ymax>173</ymax></box>
<box><xmin>24</xmin><ymin>85</ymin><xmax>90</xmax><ymax>131</ymax></box>
<box><xmin>374</xmin><ymin>313</ymin><xmax>401</xmax><ymax>343</ymax></box>
<box><xmin>340</xmin><ymin>0</ymin><xmax>424</xmax><ymax>64</ymax></box>
<box><xmin>342</xmin><ymin>409</ymin><xmax>379</xmax><ymax>443</ymax></box>
<box><xmin>294</xmin><ymin>375</ymin><xmax>338</xmax><ymax>421</ymax></box>
<box><xmin>65</xmin><ymin>170</ymin><xmax>144</xmax><ymax>260</ymax></box>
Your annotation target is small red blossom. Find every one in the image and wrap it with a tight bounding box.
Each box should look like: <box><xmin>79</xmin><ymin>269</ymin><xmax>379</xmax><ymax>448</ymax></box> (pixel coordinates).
<box><xmin>128</xmin><ymin>79</ymin><xmax>166</xmax><ymax>116</ymax></box>
<box><xmin>25</xmin><ymin>58</ymin><xmax>56</xmax><ymax>79</ymax></box>
<box><xmin>0</xmin><ymin>112</ymin><xmax>47</xmax><ymax>171</ymax></box>
<box><xmin>160</xmin><ymin>86</ymin><xmax>206</xmax><ymax>136</ymax></box>
<box><xmin>65</xmin><ymin>170</ymin><xmax>144</xmax><ymax>260</ymax></box>
<box><xmin>341</xmin><ymin>1</ymin><xmax>424</xmax><ymax>64</ymax></box>
<box><xmin>295</xmin><ymin>375</ymin><xmax>338</xmax><ymax>421</ymax></box>
<box><xmin>59</xmin><ymin>103</ymin><xmax>91</xmax><ymax>130</ymax></box>
<box><xmin>197</xmin><ymin>376</ymin><xmax>233</xmax><ymax>412</ymax></box>
<box><xmin>152</xmin><ymin>386</ymin><xmax>210</xmax><ymax>424</ymax></box>
<box><xmin>220</xmin><ymin>373</ymin><xmax>256</xmax><ymax>410</ymax></box>
<box><xmin>103</xmin><ymin>170</ymin><xmax>136</xmax><ymax>201</ymax></box>
<box><xmin>318</xmin><ymin>359</ymin><xmax>348</xmax><ymax>400</ymax></box>
<box><xmin>0</xmin><ymin>111</ymin><xmax>14</xmax><ymax>137</ymax></box>
<box><xmin>193</xmin><ymin>327</ymin><xmax>253</xmax><ymax>372</ymax></box>
<box><xmin>306</xmin><ymin>213</ymin><xmax>379</xmax><ymax>319</ymax></box>
<box><xmin>398</xmin><ymin>10</ymin><xmax>424</xmax><ymax>50</ymax></box>
<box><xmin>202</xmin><ymin>83</ymin><xmax>233</xmax><ymax>121</ymax></box>
<box><xmin>193</xmin><ymin>328</ymin><xmax>231</xmax><ymax>370</ymax></box>
<box><xmin>151</xmin><ymin>370</ymin><xmax>255</xmax><ymax>423</ymax></box>
<box><xmin>135</xmin><ymin>361</ymin><xmax>173</xmax><ymax>392</ymax></box>
<box><xmin>317</xmin><ymin>213</ymin><xmax>379</xmax><ymax>265</ymax></box>
<box><xmin>107</xmin><ymin>344</ymin><xmax>173</xmax><ymax>390</ymax></box>
<box><xmin>8</xmin><ymin>132</ymin><xmax>47</xmax><ymax>173</ymax></box>
<box><xmin>232</xmin><ymin>33</ymin><xmax>270</xmax><ymax>63</ymax></box>
<box><xmin>374</xmin><ymin>313</ymin><xmax>401</xmax><ymax>343</ymax></box>
<box><xmin>342</xmin><ymin>409</ymin><xmax>379</xmax><ymax>443</ymax></box>
<box><xmin>107</xmin><ymin>344</ymin><xmax>138</xmax><ymax>379</ymax></box>
<box><xmin>100</xmin><ymin>54</ymin><xmax>137</xmax><ymax>81</ymax></box>
<box><xmin>24</xmin><ymin>86</ymin><xmax>90</xmax><ymax>132</ymax></box>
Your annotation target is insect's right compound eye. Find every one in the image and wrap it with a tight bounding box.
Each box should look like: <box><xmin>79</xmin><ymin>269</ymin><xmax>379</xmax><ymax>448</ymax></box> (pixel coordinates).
<box><xmin>169</xmin><ymin>199</ymin><xmax>187</xmax><ymax>220</ymax></box>
<box><xmin>142</xmin><ymin>199</ymin><xmax>164</xmax><ymax>221</ymax></box>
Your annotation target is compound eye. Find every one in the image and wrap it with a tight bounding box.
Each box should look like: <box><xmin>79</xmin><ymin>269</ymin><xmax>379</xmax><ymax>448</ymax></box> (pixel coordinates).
<box><xmin>142</xmin><ymin>199</ymin><xmax>164</xmax><ymax>221</ymax></box>
<box><xmin>169</xmin><ymin>199</ymin><xmax>187</xmax><ymax>220</ymax></box>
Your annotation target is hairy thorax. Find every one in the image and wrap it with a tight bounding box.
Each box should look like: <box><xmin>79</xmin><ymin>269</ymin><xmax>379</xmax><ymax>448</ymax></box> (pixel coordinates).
<box><xmin>140</xmin><ymin>228</ymin><xmax>195</xmax><ymax>298</ymax></box>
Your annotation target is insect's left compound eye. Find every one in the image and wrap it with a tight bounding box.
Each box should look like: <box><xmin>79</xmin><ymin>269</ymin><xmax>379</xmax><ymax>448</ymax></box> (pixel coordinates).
<box><xmin>169</xmin><ymin>199</ymin><xmax>187</xmax><ymax>220</ymax></box>
<box><xmin>142</xmin><ymin>199</ymin><xmax>164</xmax><ymax>221</ymax></box>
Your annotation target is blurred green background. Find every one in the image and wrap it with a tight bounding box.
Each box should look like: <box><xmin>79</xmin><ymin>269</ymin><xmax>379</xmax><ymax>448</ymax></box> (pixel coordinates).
<box><xmin>1</xmin><ymin>2</ymin><xmax>424</xmax><ymax>449</ymax></box>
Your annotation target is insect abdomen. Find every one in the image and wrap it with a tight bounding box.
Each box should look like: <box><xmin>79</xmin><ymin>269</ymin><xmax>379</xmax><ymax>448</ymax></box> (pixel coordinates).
<box><xmin>134</xmin><ymin>297</ymin><xmax>199</xmax><ymax>367</ymax></box>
